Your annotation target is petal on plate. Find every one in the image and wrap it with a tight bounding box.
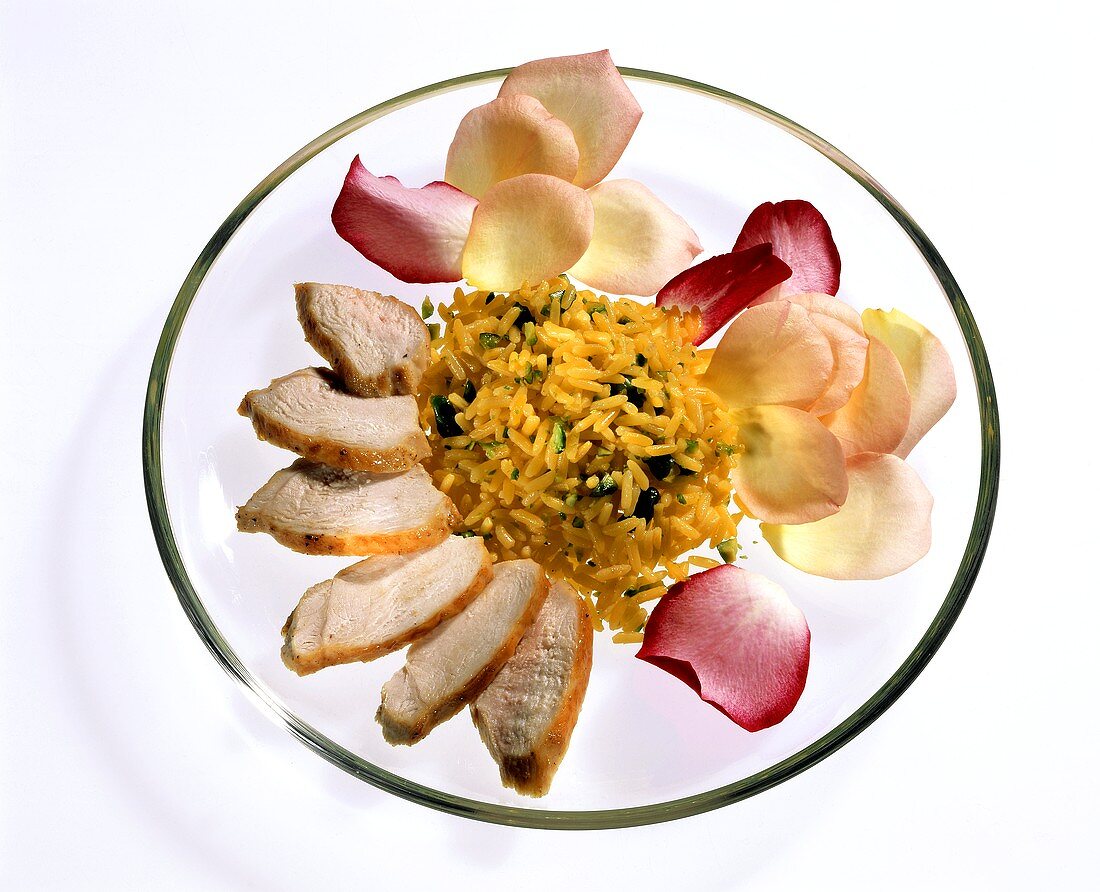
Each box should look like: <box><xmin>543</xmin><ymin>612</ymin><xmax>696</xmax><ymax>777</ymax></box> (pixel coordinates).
<box><xmin>821</xmin><ymin>335</ymin><xmax>911</xmax><ymax>455</ymax></box>
<box><xmin>636</xmin><ymin>564</ymin><xmax>810</xmax><ymax>732</ymax></box>
<box><xmin>761</xmin><ymin>452</ymin><xmax>933</xmax><ymax>580</ymax></box>
<box><xmin>731</xmin><ymin>405</ymin><xmax>848</xmax><ymax>524</ymax></box>
<box><xmin>784</xmin><ymin>291</ymin><xmax>863</xmax><ymax>333</ymax></box>
<box><xmin>807</xmin><ymin>314</ymin><xmax>870</xmax><ymax>416</ymax></box>
<box><xmin>702</xmin><ymin>301</ymin><xmax>834</xmax><ymax>410</ymax></box>
<box><xmin>444</xmin><ymin>94</ymin><xmax>580</xmax><ymax>199</ymax></box>
<box><xmin>331</xmin><ymin>157</ymin><xmax>477</xmax><ymax>284</ymax></box>
<box><xmin>655</xmin><ymin>244</ymin><xmax>792</xmax><ymax>344</ymax></box>
<box><xmin>568</xmin><ymin>179</ymin><xmax>702</xmax><ymax>296</ymax></box>
<box><xmin>461</xmin><ymin>173</ymin><xmax>594</xmax><ymax>292</ymax></box>
<box><xmin>498</xmin><ymin>49</ymin><xmax>642</xmax><ymax>188</ymax></box>
<box><xmin>861</xmin><ymin>308</ymin><xmax>957</xmax><ymax>458</ymax></box>
<box><xmin>733</xmin><ymin>200</ymin><xmax>841</xmax><ymax>296</ymax></box>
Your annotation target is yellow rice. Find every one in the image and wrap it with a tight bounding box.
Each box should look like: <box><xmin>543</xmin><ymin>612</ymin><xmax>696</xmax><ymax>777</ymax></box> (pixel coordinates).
<box><xmin>418</xmin><ymin>277</ymin><xmax>742</xmax><ymax>638</ymax></box>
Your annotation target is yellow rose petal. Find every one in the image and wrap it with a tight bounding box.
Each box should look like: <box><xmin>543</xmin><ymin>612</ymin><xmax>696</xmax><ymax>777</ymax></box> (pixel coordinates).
<box><xmin>444</xmin><ymin>94</ymin><xmax>579</xmax><ymax>199</ymax></box>
<box><xmin>702</xmin><ymin>301</ymin><xmax>833</xmax><ymax>410</ymax></box>
<box><xmin>498</xmin><ymin>49</ymin><xmax>642</xmax><ymax>188</ymax></box>
<box><xmin>569</xmin><ymin>179</ymin><xmax>702</xmax><ymax>296</ymax></box>
<box><xmin>731</xmin><ymin>405</ymin><xmax>848</xmax><ymax>524</ymax></box>
<box><xmin>461</xmin><ymin>173</ymin><xmax>594</xmax><ymax>293</ymax></box>
<box><xmin>761</xmin><ymin>452</ymin><xmax>933</xmax><ymax>580</ymax></box>
<box><xmin>861</xmin><ymin>308</ymin><xmax>957</xmax><ymax>458</ymax></box>
<box><xmin>821</xmin><ymin>335</ymin><xmax>911</xmax><ymax>456</ymax></box>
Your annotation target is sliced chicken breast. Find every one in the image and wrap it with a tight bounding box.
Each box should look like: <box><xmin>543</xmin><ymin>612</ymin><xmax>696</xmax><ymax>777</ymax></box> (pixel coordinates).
<box><xmin>238</xmin><ymin>367</ymin><xmax>429</xmax><ymax>473</ymax></box>
<box><xmin>470</xmin><ymin>581</ymin><xmax>593</xmax><ymax>797</ymax></box>
<box><xmin>236</xmin><ymin>459</ymin><xmax>458</xmax><ymax>556</ymax></box>
<box><xmin>295</xmin><ymin>282</ymin><xmax>430</xmax><ymax>397</ymax></box>
<box><xmin>281</xmin><ymin>536</ymin><xmax>492</xmax><ymax>675</ymax></box>
<box><xmin>377</xmin><ymin>559</ymin><xmax>549</xmax><ymax>745</ymax></box>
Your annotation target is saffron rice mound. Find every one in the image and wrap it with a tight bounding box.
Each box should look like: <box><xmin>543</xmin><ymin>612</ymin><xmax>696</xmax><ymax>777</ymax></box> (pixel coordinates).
<box><xmin>418</xmin><ymin>277</ymin><xmax>742</xmax><ymax>643</ymax></box>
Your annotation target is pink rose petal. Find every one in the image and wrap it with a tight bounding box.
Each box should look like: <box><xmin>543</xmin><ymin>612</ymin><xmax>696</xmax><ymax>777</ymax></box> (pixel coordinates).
<box><xmin>637</xmin><ymin>565</ymin><xmax>810</xmax><ymax>732</ymax></box>
<box><xmin>568</xmin><ymin>179</ymin><xmax>702</xmax><ymax>297</ymax></box>
<box><xmin>498</xmin><ymin>49</ymin><xmax>642</xmax><ymax>188</ymax></box>
<box><xmin>331</xmin><ymin>157</ymin><xmax>477</xmax><ymax>284</ymax></box>
<box><xmin>734</xmin><ymin>200</ymin><xmax>841</xmax><ymax>297</ymax></box>
<box><xmin>444</xmin><ymin>94</ymin><xmax>579</xmax><ymax>199</ymax></box>
<box><xmin>655</xmin><ymin>244</ymin><xmax>792</xmax><ymax>345</ymax></box>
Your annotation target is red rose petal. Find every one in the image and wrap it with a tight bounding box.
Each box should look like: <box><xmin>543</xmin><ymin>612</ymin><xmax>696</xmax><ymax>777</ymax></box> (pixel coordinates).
<box><xmin>331</xmin><ymin>156</ymin><xmax>478</xmax><ymax>284</ymax></box>
<box><xmin>655</xmin><ymin>244</ymin><xmax>792</xmax><ymax>345</ymax></box>
<box><xmin>637</xmin><ymin>565</ymin><xmax>810</xmax><ymax>732</ymax></box>
<box><xmin>733</xmin><ymin>200</ymin><xmax>841</xmax><ymax>296</ymax></box>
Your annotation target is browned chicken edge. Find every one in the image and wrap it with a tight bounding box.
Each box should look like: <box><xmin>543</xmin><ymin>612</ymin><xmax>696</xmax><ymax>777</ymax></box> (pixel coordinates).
<box><xmin>376</xmin><ymin>570</ymin><xmax>551</xmax><ymax>746</ymax></box>
<box><xmin>279</xmin><ymin>551</ymin><xmax>493</xmax><ymax>676</ymax></box>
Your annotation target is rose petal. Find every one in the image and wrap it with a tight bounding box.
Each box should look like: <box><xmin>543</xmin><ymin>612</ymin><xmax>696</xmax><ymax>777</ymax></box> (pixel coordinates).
<box><xmin>637</xmin><ymin>565</ymin><xmax>810</xmax><ymax>732</ymax></box>
<box><xmin>702</xmin><ymin>301</ymin><xmax>834</xmax><ymax>410</ymax></box>
<box><xmin>731</xmin><ymin>405</ymin><xmax>848</xmax><ymax>524</ymax></box>
<box><xmin>331</xmin><ymin>157</ymin><xmax>477</xmax><ymax>284</ymax></box>
<box><xmin>821</xmin><ymin>335</ymin><xmax>911</xmax><ymax>455</ymax></box>
<box><xmin>861</xmin><ymin>308</ymin><xmax>957</xmax><ymax>458</ymax></box>
<box><xmin>444</xmin><ymin>94</ymin><xmax>580</xmax><ymax>200</ymax></box>
<box><xmin>461</xmin><ymin>173</ymin><xmax>594</xmax><ymax>292</ymax></box>
<box><xmin>807</xmin><ymin>314</ymin><xmax>870</xmax><ymax>416</ymax></box>
<box><xmin>655</xmin><ymin>244</ymin><xmax>792</xmax><ymax>344</ymax></box>
<box><xmin>784</xmin><ymin>291</ymin><xmax>863</xmax><ymax>333</ymax></box>
<box><xmin>761</xmin><ymin>452</ymin><xmax>933</xmax><ymax>580</ymax></box>
<box><xmin>498</xmin><ymin>49</ymin><xmax>642</xmax><ymax>188</ymax></box>
<box><xmin>568</xmin><ymin>179</ymin><xmax>702</xmax><ymax>296</ymax></box>
<box><xmin>733</xmin><ymin>200</ymin><xmax>841</xmax><ymax>296</ymax></box>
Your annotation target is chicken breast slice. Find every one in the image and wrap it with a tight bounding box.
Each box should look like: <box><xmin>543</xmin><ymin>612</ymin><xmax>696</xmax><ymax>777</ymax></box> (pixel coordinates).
<box><xmin>377</xmin><ymin>559</ymin><xmax>549</xmax><ymax>745</ymax></box>
<box><xmin>236</xmin><ymin>459</ymin><xmax>458</xmax><ymax>556</ymax></box>
<box><xmin>295</xmin><ymin>282</ymin><xmax>430</xmax><ymax>397</ymax></box>
<box><xmin>281</xmin><ymin>536</ymin><xmax>492</xmax><ymax>675</ymax></box>
<box><xmin>238</xmin><ymin>367</ymin><xmax>429</xmax><ymax>473</ymax></box>
<box><xmin>470</xmin><ymin>581</ymin><xmax>593</xmax><ymax>797</ymax></box>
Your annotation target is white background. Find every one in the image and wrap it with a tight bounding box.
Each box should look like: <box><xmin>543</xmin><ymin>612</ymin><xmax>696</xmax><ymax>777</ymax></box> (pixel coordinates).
<box><xmin>2</xmin><ymin>1</ymin><xmax>1096</xmax><ymax>888</ymax></box>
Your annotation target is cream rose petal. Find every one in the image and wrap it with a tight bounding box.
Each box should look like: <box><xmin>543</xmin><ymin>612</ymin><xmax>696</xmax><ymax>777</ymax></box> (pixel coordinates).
<box><xmin>568</xmin><ymin>180</ymin><xmax>703</xmax><ymax>297</ymax></box>
<box><xmin>461</xmin><ymin>173</ymin><xmax>594</xmax><ymax>293</ymax></box>
<box><xmin>702</xmin><ymin>301</ymin><xmax>834</xmax><ymax>410</ymax></box>
<box><xmin>731</xmin><ymin>405</ymin><xmax>849</xmax><ymax>524</ymax></box>
<box><xmin>821</xmin><ymin>335</ymin><xmax>911</xmax><ymax>456</ymax></box>
<box><xmin>784</xmin><ymin>292</ymin><xmax>863</xmax><ymax>333</ymax></box>
<box><xmin>498</xmin><ymin>49</ymin><xmax>642</xmax><ymax>188</ymax></box>
<box><xmin>861</xmin><ymin>308</ymin><xmax>958</xmax><ymax>458</ymax></box>
<box><xmin>444</xmin><ymin>94</ymin><xmax>580</xmax><ymax>200</ymax></box>
<box><xmin>807</xmin><ymin>314</ymin><xmax>869</xmax><ymax>416</ymax></box>
<box><xmin>761</xmin><ymin>452</ymin><xmax>933</xmax><ymax>580</ymax></box>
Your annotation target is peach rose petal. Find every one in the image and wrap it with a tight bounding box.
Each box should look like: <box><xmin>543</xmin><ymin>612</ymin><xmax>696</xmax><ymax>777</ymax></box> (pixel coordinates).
<box><xmin>862</xmin><ymin>308</ymin><xmax>958</xmax><ymax>458</ymax></box>
<box><xmin>821</xmin><ymin>335</ymin><xmax>911</xmax><ymax>455</ymax></box>
<box><xmin>331</xmin><ymin>157</ymin><xmax>477</xmax><ymax>284</ymax></box>
<box><xmin>655</xmin><ymin>243</ymin><xmax>792</xmax><ymax>345</ymax></box>
<box><xmin>807</xmin><ymin>314</ymin><xmax>870</xmax><ymax>416</ymax></box>
<box><xmin>784</xmin><ymin>292</ymin><xmax>863</xmax><ymax>333</ymax></box>
<box><xmin>637</xmin><ymin>565</ymin><xmax>810</xmax><ymax>732</ymax></box>
<box><xmin>731</xmin><ymin>405</ymin><xmax>849</xmax><ymax>524</ymax></box>
<box><xmin>734</xmin><ymin>200</ymin><xmax>841</xmax><ymax>297</ymax></box>
<box><xmin>444</xmin><ymin>94</ymin><xmax>580</xmax><ymax>199</ymax></box>
<box><xmin>461</xmin><ymin>173</ymin><xmax>594</xmax><ymax>293</ymax></box>
<box><xmin>498</xmin><ymin>50</ymin><xmax>642</xmax><ymax>189</ymax></box>
<box><xmin>702</xmin><ymin>301</ymin><xmax>834</xmax><ymax>410</ymax></box>
<box><xmin>568</xmin><ymin>179</ymin><xmax>703</xmax><ymax>296</ymax></box>
<box><xmin>762</xmin><ymin>452</ymin><xmax>933</xmax><ymax>580</ymax></box>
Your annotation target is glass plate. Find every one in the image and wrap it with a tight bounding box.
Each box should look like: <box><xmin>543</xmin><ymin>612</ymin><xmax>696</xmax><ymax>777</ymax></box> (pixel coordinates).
<box><xmin>143</xmin><ymin>68</ymin><xmax>999</xmax><ymax>829</ymax></box>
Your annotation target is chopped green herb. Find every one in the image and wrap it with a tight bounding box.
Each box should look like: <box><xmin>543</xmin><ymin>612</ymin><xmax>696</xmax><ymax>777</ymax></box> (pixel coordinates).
<box><xmin>420</xmin><ymin>296</ymin><xmax>434</xmax><ymax>319</ymax></box>
<box><xmin>623</xmin><ymin>588</ymin><xmax>637</xmax><ymax>598</ymax></box>
<box><xmin>513</xmin><ymin>305</ymin><xmax>536</xmax><ymax>328</ymax></box>
<box><xmin>427</xmin><ymin>322</ymin><xmax>440</xmax><ymax>340</ymax></box>
<box><xmin>685</xmin><ymin>439</ymin><xmax>699</xmax><ymax>454</ymax></box>
<box><xmin>717</xmin><ymin>539</ymin><xmax>738</xmax><ymax>563</ymax></box>
<box><xmin>482</xmin><ymin>441</ymin><xmax>506</xmax><ymax>459</ymax></box>
<box><xmin>455</xmin><ymin>530</ymin><xmax>478</xmax><ymax>538</ymax></box>
<box><xmin>540</xmin><ymin>305</ymin><xmax>551</xmax><ymax>316</ymax></box>
<box><xmin>631</xmin><ymin>487</ymin><xmax>660</xmax><ymax>522</ymax></box>
<box><xmin>572</xmin><ymin>517</ymin><xmax>585</xmax><ymax>528</ymax></box>
<box><xmin>479</xmin><ymin>332</ymin><xmax>502</xmax><ymax>350</ymax></box>
<box><xmin>550</xmin><ymin>420</ymin><xmax>567</xmax><ymax>454</ymax></box>
<box><xmin>716</xmin><ymin>442</ymin><xmax>737</xmax><ymax>456</ymax></box>
<box><xmin>591</xmin><ymin>473</ymin><xmax>618</xmax><ymax>497</ymax></box>
<box><xmin>461</xmin><ymin>380</ymin><xmax>476</xmax><ymax>403</ymax></box>
<box><xmin>510</xmin><ymin>468</ymin><xmax>520</xmax><ymax>480</ymax></box>
<box><xmin>676</xmin><ymin>493</ymin><xmax>687</xmax><ymax>505</ymax></box>
<box><xmin>596</xmin><ymin>446</ymin><xmax>614</xmax><ymax>458</ymax></box>
<box><xmin>548</xmin><ymin>289</ymin><xmax>566</xmax><ymax>301</ymax></box>
<box><xmin>558</xmin><ymin>511</ymin><xmax>566</xmax><ymax>520</ymax></box>
<box><xmin>564</xmin><ymin>493</ymin><xmax>579</xmax><ymax>508</ymax></box>
<box><xmin>588</xmin><ymin>304</ymin><xmax>608</xmax><ymax>314</ymax></box>
<box><xmin>429</xmin><ymin>395</ymin><xmax>462</xmax><ymax>437</ymax></box>
<box><xmin>645</xmin><ymin>454</ymin><xmax>674</xmax><ymax>481</ymax></box>
<box><xmin>635</xmin><ymin>353</ymin><xmax>647</xmax><ymax>367</ymax></box>
<box><xmin>523</xmin><ymin>321</ymin><xmax>537</xmax><ymax>346</ymax></box>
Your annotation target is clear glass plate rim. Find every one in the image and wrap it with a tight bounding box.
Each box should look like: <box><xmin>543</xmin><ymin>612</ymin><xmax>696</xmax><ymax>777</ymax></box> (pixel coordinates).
<box><xmin>141</xmin><ymin>66</ymin><xmax>1001</xmax><ymax>830</ymax></box>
